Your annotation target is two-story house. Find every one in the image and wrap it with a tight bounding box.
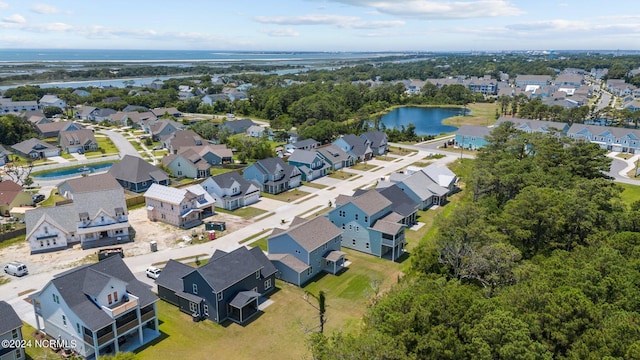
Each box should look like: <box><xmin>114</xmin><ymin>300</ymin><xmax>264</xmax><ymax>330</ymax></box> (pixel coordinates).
<box><xmin>25</xmin><ymin>174</ymin><xmax>132</xmax><ymax>253</ymax></box>
<box><xmin>329</xmin><ymin>190</ymin><xmax>406</xmax><ymax>261</ymax></box>
<box><xmin>200</xmin><ymin>171</ymin><xmax>260</xmax><ymax>210</ymax></box>
<box><xmin>243</xmin><ymin>157</ymin><xmax>301</xmax><ymax>195</ymax></box>
<box><xmin>161</xmin><ymin>153</ymin><xmax>211</xmax><ymax>179</ymax></box>
<box><xmin>332</xmin><ymin>134</ymin><xmax>373</xmax><ymax>162</ymax></box>
<box><xmin>58</xmin><ymin>129</ymin><xmax>98</xmax><ymax>153</ymax></box>
<box><xmin>39</xmin><ymin>94</ymin><xmax>66</xmax><ymax>110</ymax></box>
<box><xmin>267</xmin><ymin>216</ymin><xmax>345</xmax><ymax>287</ymax></box>
<box><xmin>11</xmin><ymin>138</ymin><xmax>60</xmax><ymax>159</ymax></box>
<box><xmin>32</xmin><ymin>256</ymin><xmax>159</xmax><ymax>359</ymax></box>
<box><xmin>315</xmin><ymin>144</ymin><xmax>354</xmax><ymax>171</ymax></box>
<box><xmin>155</xmin><ymin>246</ymin><xmax>277</xmax><ymax>324</ymax></box>
<box><xmin>387</xmin><ymin>170</ymin><xmax>450</xmax><ymax>209</ymax></box>
<box><xmin>108</xmin><ymin>155</ymin><xmax>170</xmax><ymax>193</ymax></box>
<box><xmin>144</xmin><ymin>183</ymin><xmax>215</xmax><ymax>228</ymax></box>
<box><xmin>287</xmin><ymin>150</ymin><xmax>329</xmax><ymax>181</ymax></box>
<box><xmin>0</xmin><ymin>301</ymin><xmax>24</xmax><ymax>360</ymax></box>
<box><xmin>361</xmin><ymin>131</ymin><xmax>388</xmax><ymax>156</ymax></box>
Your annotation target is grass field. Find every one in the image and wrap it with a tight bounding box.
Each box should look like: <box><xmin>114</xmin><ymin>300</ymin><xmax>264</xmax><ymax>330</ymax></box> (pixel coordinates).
<box><xmin>136</xmin><ymin>248</ymin><xmax>403</xmax><ymax>360</ymax></box>
<box><xmin>619</xmin><ymin>183</ymin><xmax>640</xmax><ymax>206</ymax></box>
<box><xmin>214</xmin><ymin>206</ymin><xmax>267</xmax><ymax>220</ymax></box>
<box><xmin>328</xmin><ymin>169</ymin><xmax>355</xmax><ymax>180</ymax></box>
<box><xmin>350</xmin><ymin>162</ymin><xmax>377</xmax><ymax>171</ymax></box>
<box><xmin>260</xmin><ymin>188</ymin><xmax>310</xmax><ymax>202</ymax></box>
<box><xmin>441</xmin><ymin>102</ymin><xmax>499</xmax><ymax>127</ymax></box>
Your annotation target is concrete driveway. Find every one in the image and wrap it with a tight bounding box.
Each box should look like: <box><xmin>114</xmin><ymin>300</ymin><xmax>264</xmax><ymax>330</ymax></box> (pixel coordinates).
<box><xmin>101</xmin><ymin>129</ymin><xmax>141</xmax><ymax>158</ymax></box>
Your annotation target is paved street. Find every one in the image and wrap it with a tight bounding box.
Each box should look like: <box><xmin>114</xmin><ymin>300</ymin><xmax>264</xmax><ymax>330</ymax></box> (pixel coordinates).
<box><xmin>1</xmin><ymin>147</ymin><xmax>451</xmax><ymax>329</ymax></box>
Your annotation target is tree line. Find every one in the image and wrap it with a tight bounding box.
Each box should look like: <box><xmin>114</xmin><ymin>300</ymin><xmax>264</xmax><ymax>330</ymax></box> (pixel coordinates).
<box><xmin>310</xmin><ymin>122</ymin><xmax>640</xmax><ymax>359</ymax></box>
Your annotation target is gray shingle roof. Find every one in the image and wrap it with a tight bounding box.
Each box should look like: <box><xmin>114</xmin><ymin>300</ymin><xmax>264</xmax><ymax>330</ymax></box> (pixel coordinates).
<box><xmin>455</xmin><ymin>125</ymin><xmax>492</xmax><ymax>138</ymax></box>
<box><xmin>108</xmin><ymin>155</ymin><xmax>168</xmax><ymax>185</ymax></box>
<box><xmin>58</xmin><ymin>173</ymin><xmax>121</xmax><ymax>193</ymax></box>
<box><xmin>270</xmin><ymin>216</ymin><xmax>342</xmax><ymax>252</ymax></box>
<box><xmin>267</xmin><ymin>253</ymin><xmax>309</xmax><ymax>273</ymax></box>
<box><xmin>11</xmin><ymin>138</ymin><xmax>57</xmax><ymax>154</ymax></box>
<box><xmin>198</xmin><ymin>246</ymin><xmax>265</xmax><ymax>292</ymax></box>
<box><xmin>378</xmin><ymin>184</ymin><xmax>419</xmax><ymax>217</ymax></box>
<box><xmin>0</xmin><ymin>301</ymin><xmax>22</xmax><ymax>334</ymax></box>
<box><xmin>45</xmin><ymin>256</ymin><xmax>157</xmax><ymax>331</ymax></box>
<box><xmin>288</xmin><ymin>149</ymin><xmax>319</xmax><ymax>164</ymax></box>
<box><xmin>351</xmin><ymin>189</ymin><xmax>392</xmax><ymax>215</ymax></box>
<box><xmin>155</xmin><ymin>259</ymin><xmax>195</xmax><ymax>293</ymax></box>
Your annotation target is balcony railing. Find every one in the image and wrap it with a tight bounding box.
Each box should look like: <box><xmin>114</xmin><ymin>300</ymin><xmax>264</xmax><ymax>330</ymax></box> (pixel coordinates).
<box><xmin>97</xmin><ymin>331</ymin><xmax>114</xmax><ymax>346</ymax></box>
<box><xmin>101</xmin><ymin>294</ymin><xmax>139</xmax><ymax>318</ymax></box>
<box><xmin>141</xmin><ymin>310</ymin><xmax>155</xmax><ymax>323</ymax></box>
<box><xmin>116</xmin><ymin>318</ymin><xmax>139</xmax><ymax>334</ymax></box>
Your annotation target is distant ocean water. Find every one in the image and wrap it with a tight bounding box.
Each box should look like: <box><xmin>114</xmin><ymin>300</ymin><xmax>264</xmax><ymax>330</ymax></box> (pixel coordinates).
<box><xmin>0</xmin><ymin>49</ymin><xmax>395</xmax><ymax>63</ymax></box>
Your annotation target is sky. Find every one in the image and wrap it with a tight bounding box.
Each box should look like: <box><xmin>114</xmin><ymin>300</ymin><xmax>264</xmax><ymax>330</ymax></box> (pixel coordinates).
<box><xmin>0</xmin><ymin>0</ymin><xmax>639</xmax><ymax>52</ymax></box>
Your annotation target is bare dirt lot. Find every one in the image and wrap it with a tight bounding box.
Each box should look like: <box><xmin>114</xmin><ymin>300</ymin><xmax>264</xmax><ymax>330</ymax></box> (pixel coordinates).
<box><xmin>0</xmin><ymin>207</ymin><xmax>254</xmax><ymax>277</ymax></box>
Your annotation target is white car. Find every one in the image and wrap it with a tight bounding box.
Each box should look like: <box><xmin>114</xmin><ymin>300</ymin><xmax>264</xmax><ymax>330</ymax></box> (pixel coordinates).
<box><xmin>146</xmin><ymin>267</ymin><xmax>161</xmax><ymax>279</ymax></box>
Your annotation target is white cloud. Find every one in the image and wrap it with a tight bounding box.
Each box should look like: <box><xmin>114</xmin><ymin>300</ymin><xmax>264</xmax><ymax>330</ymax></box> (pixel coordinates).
<box><xmin>326</xmin><ymin>0</ymin><xmax>524</xmax><ymax>19</ymax></box>
<box><xmin>350</xmin><ymin>20</ymin><xmax>405</xmax><ymax>29</ymax></box>
<box><xmin>3</xmin><ymin>14</ymin><xmax>26</xmax><ymax>24</ymax></box>
<box><xmin>254</xmin><ymin>14</ymin><xmax>359</xmax><ymax>26</ymax></box>
<box><xmin>0</xmin><ymin>2</ymin><xmax>8</xmax><ymax>10</ymax></box>
<box><xmin>261</xmin><ymin>28</ymin><xmax>300</xmax><ymax>37</ymax></box>
<box><xmin>30</xmin><ymin>3</ymin><xmax>60</xmax><ymax>14</ymax></box>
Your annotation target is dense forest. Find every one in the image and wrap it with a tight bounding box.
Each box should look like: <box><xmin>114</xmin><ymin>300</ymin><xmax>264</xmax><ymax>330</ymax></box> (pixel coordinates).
<box><xmin>310</xmin><ymin>122</ymin><xmax>640</xmax><ymax>359</ymax></box>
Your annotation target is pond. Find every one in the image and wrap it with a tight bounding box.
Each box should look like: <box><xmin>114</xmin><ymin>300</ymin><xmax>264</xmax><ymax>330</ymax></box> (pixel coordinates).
<box><xmin>379</xmin><ymin>107</ymin><xmax>466</xmax><ymax>136</ymax></box>
<box><xmin>33</xmin><ymin>162</ymin><xmax>114</xmax><ymax>179</ymax></box>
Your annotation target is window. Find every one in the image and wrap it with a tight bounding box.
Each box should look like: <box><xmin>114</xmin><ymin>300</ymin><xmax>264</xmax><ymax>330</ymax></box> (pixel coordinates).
<box><xmin>203</xmin><ymin>304</ymin><xmax>209</xmax><ymax>316</ymax></box>
<box><xmin>44</xmin><ymin>226</ymin><xmax>48</xmax><ymax>234</ymax></box>
<box><xmin>366</xmin><ymin>242</ymin><xmax>370</xmax><ymax>249</ymax></box>
<box><xmin>108</xmin><ymin>294</ymin><xmax>112</xmax><ymax>305</ymax></box>
<box><xmin>356</xmin><ymin>226</ymin><xmax>359</xmax><ymax>232</ymax></box>
<box><xmin>178</xmin><ymin>171</ymin><xmax>183</xmax><ymax>176</ymax></box>
<box><xmin>352</xmin><ymin>239</ymin><xmax>356</xmax><ymax>246</ymax></box>
<box><xmin>256</xmin><ymin>270</ymin><xmax>260</xmax><ymax>279</ymax></box>
<box><xmin>192</xmin><ymin>284</ymin><xmax>198</xmax><ymax>294</ymax></box>
<box><xmin>12</xmin><ymin>329</ymin><xmax>18</xmax><ymax>339</ymax></box>
<box><xmin>342</xmin><ymin>224</ymin><xmax>345</xmax><ymax>229</ymax></box>
<box><xmin>160</xmin><ymin>202</ymin><xmax>163</xmax><ymax>208</ymax></box>
<box><xmin>307</xmin><ymin>267</ymin><xmax>313</xmax><ymax>275</ymax></box>
<box><xmin>53</xmin><ymin>238</ymin><xmax>56</xmax><ymax>245</ymax></box>
<box><xmin>161</xmin><ymin>214</ymin><xmax>166</xmax><ymax>219</ymax></box>
<box><xmin>52</xmin><ymin>294</ymin><xmax>59</xmax><ymax>304</ymax></box>
<box><xmin>113</xmin><ymin>291</ymin><xmax>118</xmax><ymax>302</ymax></box>
<box><xmin>76</xmin><ymin>323</ymin><xmax>81</xmax><ymax>334</ymax></box>
<box><xmin>264</xmin><ymin>279</ymin><xmax>272</xmax><ymax>290</ymax></box>
<box><xmin>217</xmin><ymin>292</ymin><xmax>223</xmax><ymax>301</ymax></box>
<box><xmin>46</xmin><ymin>239</ymin><xmax>50</xmax><ymax>246</ymax></box>
<box><xmin>189</xmin><ymin>302</ymin><xmax>198</xmax><ymax>313</ymax></box>
<box><xmin>40</xmin><ymin>241</ymin><xmax>43</xmax><ymax>247</ymax></box>
<box><xmin>62</xmin><ymin>315</ymin><xmax>67</xmax><ymax>326</ymax></box>
<box><xmin>364</xmin><ymin>216</ymin><xmax>368</xmax><ymax>222</ymax></box>
<box><xmin>355</xmin><ymin>214</ymin><xmax>358</xmax><ymax>220</ymax></box>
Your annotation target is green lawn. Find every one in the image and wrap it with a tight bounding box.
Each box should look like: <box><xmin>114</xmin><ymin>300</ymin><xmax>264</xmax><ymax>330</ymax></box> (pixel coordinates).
<box><xmin>260</xmin><ymin>188</ymin><xmax>310</xmax><ymax>202</ymax></box>
<box><xmin>23</xmin><ymin>323</ymin><xmax>59</xmax><ymax>360</ymax></box>
<box><xmin>129</xmin><ymin>140</ymin><xmax>144</xmax><ymax>151</ymax></box>
<box><xmin>350</xmin><ymin>162</ymin><xmax>377</xmax><ymax>171</ymax></box>
<box><xmin>214</xmin><ymin>206</ymin><xmax>267</xmax><ymax>220</ymax></box>
<box><xmin>620</xmin><ymin>183</ymin><xmax>640</xmax><ymax>206</ymax></box>
<box><xmin>209</xmin><ymin>167</ymin><xmax>237</xmax><ymax>176</ymax></box>
<box><xmin>95</xmin><ymin>136</ymin><xmax>119</xmax><ymax>154</ymax></box>
<box><xmin>301</xmin><ymin>181</ymin><xmax>327</xmax><ymax>189</ymax></box>
<box><xmin>387</xmin><ymin>146</ymin><xmax>412</xmax><ymax>156</ymax></box>
<box><xmin>136</xmin><ymin>248</ymin><xmax>403</xmax><ymax>360</ymax></box>
<box><xmin>328</xmin><ymin>170</ymin><xmax>355</xmax><ymax>180</ymax></box>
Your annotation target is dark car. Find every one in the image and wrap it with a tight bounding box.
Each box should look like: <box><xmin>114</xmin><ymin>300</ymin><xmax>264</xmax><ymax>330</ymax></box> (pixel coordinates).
<box><xmin>33</xmin><ymin>194</ymin><xmax>45</xmax><ymax>204</ymax></box>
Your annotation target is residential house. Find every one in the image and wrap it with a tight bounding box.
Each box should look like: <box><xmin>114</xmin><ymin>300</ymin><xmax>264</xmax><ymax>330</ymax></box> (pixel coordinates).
<box><xmin>201</xmin><ymin>94</ymin><xmax>230</xmax><ymax>106</ymax></box>
<box><xmin>267</xmin><ymin>216</ymin><xmax>345</xmax><ymax>286</ymax></box>
<box><xmin>22</xmin><ymin>110</ymin><xmax>48</xmax><ymax>125</ymax></box>
<box><xmin>286</xmin><ymin>138</ymin><xmax>320</xmax><ymax>153</ymax></box>
<box><xmin>155</xmin><ymin>246</ymin><xmax>277</xmax><ymax>324</ymax></box>
<box><xmin>315</xmin><ymin>144</ymin><xmax>354</xmax><ymax>171</ymax></box>
<box><xmin>388</xmin><ymin>170</ymin><xmax>450</xmax><ymax>209</ymax></box>
<box><xmin>454</xmin><ymin>125</ymin><xmax>492</xmax><ymax>150</ymax></box>
<box><xmin>421</xmin><ymin>163</ymin><xmax>458</xmax><ymax>195</ymax></box>
<box><xmin>465</xmin><ymin>77</ymin><xmax>499</xmax><ymax>95</ymax></box>
<box><xmin>0</xmin><ymin>180</ymin><xmax>33</xmax><ymax>217</ymax></box>
<box><xmin>495</xmin><ymin>117</ymin><xmax>570</xmax><ymax>136</ymax></box>
<box><xmin>32</xmin><ymin>256</ymin><xmax>159</xmax><ymax>359</ymax></box>
<box><xmin>58</xmin><ymin>129</ymin><xmax>98</xmax><ymax>153</ymax></box>
<box><xmin>151</xmin><ymin>107</ymin><xmax>181</xmax><ymax>118</ymax></box>
<box><xmin>361</xmin><ymin>131</ymin><xmax>388</xmax><ymax>156</ymax></box>
<box><xmin>567</xmin><ymin>123</ymin><xmax>640</xmax><ymax>153</ymax></box>
<box><xmin>364</xmin><ymin>184</ymin><xmax>419</xmax><ymax>226</ymax></box>
<box><xmin>554</xmin><ymin>74</ymin><xmax>584</xmax><ymax>88</ymax></box>
<box><xmin>332</xmin><ymin>134</ymin><xmax>373</xmax><ymax>162</ymax></box>
<box><xmin>328</xmin><ymin>189</ymin><xmax>406</xmax><ymax>261</ymax></box>
<box><xmin>200</xmin><ymin>171</ymin><xmax>260</xmax><ymax>210</ymax></box>
<box><xmin>515</xmin><ymin>75</ymin><xmax>552</xmax><ymax>87</ymax></box>
<box><xmin>0</xmin><ymin>98</ymin><xmax>38</xmax><ymax>114</ymax></box>
<box><xmin>39</xmin><ymin>94</ymin><xmax>66</xmax><ymax>110</ymax></box>
<box><xmin>243</xmin><ymin>157</ymin><xmax>302</xmax><ymax>194</ymax></box>
<box><xmin>178</xmin><ymin>145</ymin><xmax>233</xmax><ymax>165</ymax></box>
<box><xmin>109</xmin><ymin>111</ymin><xmax>157</xmax><ymax>128</ymax></box>
<box><xmin>72</xmin><ymin>89</ymin><xmax>91</xmax><ymax>97</ymax></box>
<box><xmin>108</xmin><ymin>155</ymin><xmax>170</xmax><ymax>193</ymax></box>
<box><xmin>0</xmin><ymin>301</ymin><xmax>24</xmax><ymax>360</ymax></box>
<box><xmin>0</xmin><ymin>145</ymin><xmax>11</xmax><ymax>166</ymax></box>
<box><xmin>163</xmin><ymin>130</ymin><xmax>205</xmax><ymax>154</ymax></box>
<box><xmin>144</xmin><ymin>183</ymin><xmax>215</xmax><ymax>229</ymax></box>
<box><xmin>246</xmin><ymin>125</ymin><xmax>271</xmax><ymax>139</ymax></box>
<box><xmin>91</xmin><ymin>108</ymin><xmax>118</xmax><ymax>123</ymax></box>
<box><xmin>287</xmin><ymin>150</ymin><xmax>329</xmax><ymax>181</ymax></box>
<box><xmin>36</xmin><ymin>121</ymin><xmax>83</xmax><ymax>138</ymax></box>
<box><xmin>11</xmin><ymin>138</ymin><xmax>60</xmax><ymax>159</ymax></box>
<box><xmin>162</xmin><ymin>152</ymin><xmax>211</xmax><ymax>179</ymax></box>
<box><xmin>25</xmin><ymin>174</ymin><xmax>131</xmax><ymax>253</ymax></box>
<box><xmin>148</xmin><ymin>119</ymin><xmax>184</xmax><ymax>141</ymax></box>
<box><xmin>76</xmin><ymin>105</ymin><xmax>97</xmax><ymax>121</ymax></box>
<box><xmin>220</xmin><ymin>119</ymin><xmax>256</xmax><ymax>135</ymax></box>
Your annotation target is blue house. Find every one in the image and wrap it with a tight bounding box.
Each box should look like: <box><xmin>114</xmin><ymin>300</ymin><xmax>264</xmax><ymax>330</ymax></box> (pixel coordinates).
<box><xmin>155</xmin><ymin>246</ymin><xmax>277</xmax><ymax>325</ymax></box>
<box><xmin>328</xmin><ymin>190</ymin><xmax>406</xmax><ymax>261</ymax></box>
<box><xmin>288</xmin><ymin>150</ymin><xmax>329</xmax><ymax>181</ymax></box>
<box><xmin>454</xmin><ymin>125</ymin><xmax>492</xmax><ymax>150</ymax></box>
<box><xmin>361</xmin><ymin>131</ymin><xmax>388</xmax><ymax>156</ymax></box>
<box><xmin>267</xmin><ymin>216</ymin><xmax>345</xmax><ymax>287</ymax></box>
<box><xmin>243</xmin><ymin>157</ymin><xmax>301</xmax><ymax>194</ymax></box>
<box><xmin>315</xmin><ymin>144</ymin><xmax>354</xmax><ymax>171</ymax></box>
<box><xmin>333</xmin><ymin>134</ymin><xmax>373</xmax><ymax>162</ymax></box>
<box><xmin>567</xmin><ymin>123</ymin><xmax>640</xmax><ymax>153</ymax></box>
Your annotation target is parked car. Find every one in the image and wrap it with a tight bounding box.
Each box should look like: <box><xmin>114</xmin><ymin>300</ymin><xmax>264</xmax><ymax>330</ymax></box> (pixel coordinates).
<box><xmin>32</xmin><ymin>194</ymin><xmax>45</xmax><ymax>204</ymax></box>
<box><xmin>4</xmin><ymin>261</ymin><xmax>28</xmax><ymax>277</ymax></box>
<box><xmin>146</xmin><ymin>266</ymin><xmax>161</xmax><ymax>279</ymax></box>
